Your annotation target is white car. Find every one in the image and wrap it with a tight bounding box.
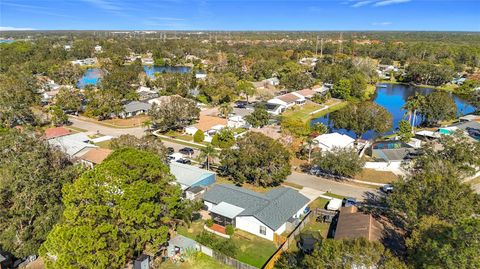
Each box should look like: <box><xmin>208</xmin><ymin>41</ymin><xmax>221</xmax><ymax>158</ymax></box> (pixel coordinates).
<box><xmin>327</xmin><ymin>198</ymin><xmax>343</xmax><ymax>211</ymax></box>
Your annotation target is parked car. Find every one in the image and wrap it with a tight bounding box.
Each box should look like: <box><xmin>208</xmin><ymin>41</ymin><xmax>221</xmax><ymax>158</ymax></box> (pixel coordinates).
<box><xmin>235</xmin><ymin>100</ymin><xmax>248</xmax><ymax>108</ymax></box>
<box><xmin>381</xmin><ymin>184</ymin><xmax>394</xmax><ymax>193</ymax></box>
<box><xmin>179</xmin><ymin>147</ymin><xmax>194</xmax><ymax>155</ymax></box>
<box><xmin>343</xmin><ymin>197</ymin><xmax>357</xmax><ymax>207</ymax></box>
<box><xmin>176</xmin><ymin>158</ymin><xmax>191</xmax><ymax>164</ymax></box>
<box><xmin>167</xmin><ymin>147</ymin><xmax>175</xmax><ymax>155</ymax></box>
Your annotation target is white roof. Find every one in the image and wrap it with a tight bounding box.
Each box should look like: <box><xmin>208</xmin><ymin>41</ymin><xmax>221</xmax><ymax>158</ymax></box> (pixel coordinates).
<box><xmin>169</xmin><ymin>162</ymin><xmax>215</xmax><ymax>188</ymax></box>
<box><xmin>459</xmin><ymin>115</ymin><xmax>480</xmax><ymax>122</ymax></box>
<box><xmin>48</xmin><ymin>133</ymin><xmax>96</xmax><ymax>157</ymax></box>
<box><xmin>314</xmin><ymin>133</ymin><xmax>355</xmax><ymax>151</ymax></box>
<box><xmin>415</xmin><ymin>130</ymin><xmax>441</xmax><ymax>138</ymax></box>
<box><xmin>210</xmin><ymin>202</ymin><xmax>245</xmax><ymax>219</ymax></box>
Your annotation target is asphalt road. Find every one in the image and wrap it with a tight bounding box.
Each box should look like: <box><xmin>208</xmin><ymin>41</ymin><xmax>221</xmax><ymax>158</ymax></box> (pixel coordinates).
<box><xmin>69</xmin><ymin>116</ymin><xmax>200</xmax><ymax>158</ymax></box>
<box><xmin>287</xmin><ymin>171</ymin><xmax>380</xmax><ymax>201</ymax></box>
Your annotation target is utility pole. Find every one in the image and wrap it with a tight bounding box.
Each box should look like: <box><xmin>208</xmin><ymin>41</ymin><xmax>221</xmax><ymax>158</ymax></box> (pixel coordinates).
<box><xmin>320</xmin><ymin>38</ymin><xmax>324</xmax><ymax>58</ymax></box>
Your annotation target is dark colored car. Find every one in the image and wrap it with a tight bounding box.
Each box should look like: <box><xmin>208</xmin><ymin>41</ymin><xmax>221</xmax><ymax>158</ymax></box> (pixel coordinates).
<box><xmin>179</xmin><ymin>147</ymin><xmax>194</xmax><ymax>155</ymax></box>
<box><xmin>343</xmin><ymin>197</ymin><xmax>357</xmax><ymax>207</ymax></box>
<box><xmin>167</xmin><ymin>147</ymin><xmax>175</xmax><ymax>155</ymax></box>
<box><xmin>381</xmin><ymin>184</ymin><xmax>394</xmax><ymax>194</ymax></box>
<box><xmin>176</xmin><ymin>158</ymin><xmax>191</xmax><ymax>164</ymax></box>
<box><xmin>235</xmin><ymin>101</ymin><xmax>248</xmax><ymax>108</ymax></box>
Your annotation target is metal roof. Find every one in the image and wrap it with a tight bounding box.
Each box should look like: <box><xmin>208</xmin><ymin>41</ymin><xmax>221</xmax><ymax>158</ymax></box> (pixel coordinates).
<box><xmin>204</xmin><ymin>184</ymin><xmax>309</xmax><ymax>230</ymax></box>
<box><xmin>169</xmin><ymin>162</ymin><xmax>215</xmax><ymax>187</ymax></box>
<box><xmin>210</xmin><ymin>202</ymin><xmax>245</xmax><ymax>219</ymax></box>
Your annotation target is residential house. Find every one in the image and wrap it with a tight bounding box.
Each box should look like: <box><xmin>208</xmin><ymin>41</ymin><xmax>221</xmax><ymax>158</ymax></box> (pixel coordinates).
<box><xmin>264</xmin><ymin>102</ymin><xmax>286</xmax><ymax>116</ymax></box>
<box><xmin>136</xmin><ymin>86</ymin><xmax>158</xmax><ymax>101</ymax></box>
<box><xmin>312</xmin><ymin>84</ymin><xmax>330</xmax><ymax>95</ymax></box>
<box><xmin>120</xmin><ymin>101</ymin><xmax>152</xmax><ymax>118</ymax></box>
<box><xmin>78</xmin><ymin>148</ymin><xmax>112</xmax><ymax>168</ymax></box>
<box><xmin>203</xmin><ymin>184</ymin><xmax>310</xmax><ymax>241</ymax></box>
<box><xmin>334</xmin><ymin>206</ymin><xmax>384</xmax><ymax>241</ymax></box>
<box><xmin>141</xmin><ymin>57</ymin><xmax>154</xmax><ymax>65</ymax></box>
<box><xmin>313</xmin><ymin>133</ymin><xmax>355</xmax><ymax>152</ymax></box>
<box><xmin>48</xmin><ymin>132</ymin><xmax>96</xmax><ymax>159</ymax></box>
<box><xmin>94</xmin><ymin>45</ymin><xmax>102</xmax><ymax>53</ymax></box>
<box><xmin>293</xmin><ymin>88</ymin><xmax>316</xmax><ymax>99</ymax></box>
<box><xmin>370</xmin><ymin>141</ymin><xmax>416</xmax><ymax>163</ymax></box>
<box><xmin>440</xmin><ymin>120</ymin><xmax>480</xmax><ymax>141</ymax></box>
<box><xmin>64</xmin><ymin>45</ymin><xmax>72</xmax><ymax>51</ymax></box>
<box><xmin>227</xmin><ymin>115</ymin><xmax>249</xmax><ymax>129</ymax></box>
<box><xmin>44</xmin><ymin>126</ymin><xmax>71</xmax><ymax>139</ymax></box>
<box><xmin>195</xmin><ymin>72</ymin><xmax>207</xmax><ymax>79</ymax></box>
<box><xmin>169</xmin><ymin>162</ymin><xmax>216</xmax><ymax>191</ymax></box>
<box><xmin>268</xmin><ymin>92</ymin><xmax>305</xmax><ymax>108</ymax></box>
<box><xmin>71</xmin><ymin>58</ymin><xmax>97</xmax><ymax>66</ymax></box>
<box><xmin>187</xmin><ymin>115</ymin><xmax>228</xmax><ymax>142</ymax></box>
<box><xmin>264</xmin><ymin>77</ymin><xmax>280</xmax><ymax>86</ymax></box>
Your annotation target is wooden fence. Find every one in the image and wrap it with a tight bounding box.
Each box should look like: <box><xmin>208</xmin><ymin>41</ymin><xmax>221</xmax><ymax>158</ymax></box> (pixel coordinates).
<box><xmin>262</xmin><ymin>211</ymin><xmax>314</xmax><ymax>269</ymax></box>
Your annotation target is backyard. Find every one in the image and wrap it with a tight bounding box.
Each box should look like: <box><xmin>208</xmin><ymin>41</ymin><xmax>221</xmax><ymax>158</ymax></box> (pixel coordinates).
<box><xmin>177</xmin><ymin>220</ymin><xmax>277</xmax><ymax>268</ymax></box>
<box><xmin>282</xmin><ymin>99</ymin><xmax>345</xmax><ymax>122</ymax></box>
<box><xmin>158</xmin><ymin>252</ymin><xmax>231</xmax><ymax>269</ymax></box>
<box><xmin>354</xmin><ymin>169</ymin><xmax>398</xmax><ymax>184</ymax></box>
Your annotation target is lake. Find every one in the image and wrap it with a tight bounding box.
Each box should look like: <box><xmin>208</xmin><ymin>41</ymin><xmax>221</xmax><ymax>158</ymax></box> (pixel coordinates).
<box><xmin>143</xmin><ymin>65</ymin><xmax>191</xmax><ymax>78</ymax></box>
<box><xmin>77</xmin><ymin>68</ymin><xmax>103</xmax><ymax>88</ymax></box>
<box><xmin>311</xmin><ymin>83</ymin><xmax>476</xmax><ymax>139</ymax></box>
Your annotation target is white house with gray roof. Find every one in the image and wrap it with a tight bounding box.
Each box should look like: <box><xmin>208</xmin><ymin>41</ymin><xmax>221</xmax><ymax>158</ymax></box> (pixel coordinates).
<box><xmin>120</xmin><ymin>101</ymin><xmax>152</xmax><ymax>118</ymax></box>
<box><xmin>203</xmin><ymin>184</ymin><xmax>310</xmax><ymax>241</ymax></box>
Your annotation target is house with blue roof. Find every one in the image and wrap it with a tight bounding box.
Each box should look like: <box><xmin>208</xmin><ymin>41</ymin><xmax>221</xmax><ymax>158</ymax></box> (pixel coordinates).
<box><xmin>203</xmin><ymin>184</ymin><xmax>310</xmax><ymax>241</ymax></box>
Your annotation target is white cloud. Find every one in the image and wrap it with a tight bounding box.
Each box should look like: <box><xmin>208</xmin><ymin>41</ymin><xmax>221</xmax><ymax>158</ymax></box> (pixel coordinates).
<box><xmin>348</xmin><ymin>0</ymin><xmax>411</xmax><ymax>7</ymax></box>
<box><xmin>373</xmin><ymin>0</ymin><xmax>411</xmax><ymax>7</ymax></box>
<box><xmin>82</xmin><ymin>0</ymin><xmax>127</xmax><ymax>16</ymax></box>
<box><xmin>0</xmin><ymin>26</ymin><xmax>35</xmax><ymax>31</ymax></box>
<box><xmin>371</xmin><ymin>22</ymin><xmax>393</xmax><ymax>25</ymax></box>
<box><xmin>352</xmin><ymin>1</ymin><xmax>376</xmax><ymax>8</ymax></box>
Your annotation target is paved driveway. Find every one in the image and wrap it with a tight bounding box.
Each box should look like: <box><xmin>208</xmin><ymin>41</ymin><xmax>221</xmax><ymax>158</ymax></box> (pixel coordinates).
<box><xmin>286</xmin><ymin>171</ymin><xmax>379</xmax><ymax>201</ymax></box>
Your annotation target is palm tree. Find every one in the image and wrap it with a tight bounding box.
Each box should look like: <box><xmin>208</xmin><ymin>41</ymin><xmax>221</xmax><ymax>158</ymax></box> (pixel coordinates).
<box><xmin>403</xmin><ymin>93</ymin><xmax>425</xmax><ymax>133</ymax></box>
<box><xmin>199</xmin><ymin>144</ymin><xmax>218</xmax><ymax>170</ymax></box>
<box><xmin>142</xmin><ymin>119</ymin><xmax>153</xmax><ymax>133</ymax></box>
<box><xmin>306</xmin><ymin>138</ymin><xmax>318</xmax><ymax>164</ymax></box>
<box><xmin>219</xmin><ymin>103</ymin><xmax>233</xmax><ymax>119</ymax></box>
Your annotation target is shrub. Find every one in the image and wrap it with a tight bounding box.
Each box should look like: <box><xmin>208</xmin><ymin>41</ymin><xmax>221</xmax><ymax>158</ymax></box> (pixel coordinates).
<box><xmin>225</xmin><ymin>225</ymin><xmax>234</xmax><ymax>236</ymax></box>
<box><xmin>205</xmin><ymin>219</ymin><xmax>213</xmax><ymax>227</ymax></box>
<box><xmin>193</xmin><ymin>129</ymin><xmax>205</xmax><ymax>142</ymax></box>
<box><xmin>196</xmin><ymin>231</ymin><xmax>237</xmax><ymax>256</ymax></box>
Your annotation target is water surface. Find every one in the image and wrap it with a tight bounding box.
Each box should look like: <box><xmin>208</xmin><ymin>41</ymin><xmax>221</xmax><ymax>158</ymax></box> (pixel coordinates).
<box><xmin>311</xmin><ymin>84</ymin><xmax>476</xmax><ymax>139</ymax></box>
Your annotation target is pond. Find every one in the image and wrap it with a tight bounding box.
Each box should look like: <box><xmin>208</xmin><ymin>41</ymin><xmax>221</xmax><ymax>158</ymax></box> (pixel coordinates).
<box><xmin>77</xmin><ymin>68</ymin><xmax>103</xmax><ymax>88</ymax></box>
<box><xmin>143</xmin><ymin>65</ymin><xmax>191</xmax><ymax>78</ymax></box>
<box><xmin>311</xmin><ymin>83</ymin><xmax>476</xmax><ymax>139</ymax></box>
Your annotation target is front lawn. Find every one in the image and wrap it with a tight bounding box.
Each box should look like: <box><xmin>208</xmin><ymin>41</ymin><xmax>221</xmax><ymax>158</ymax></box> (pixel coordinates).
<box><xmin>95</xmin><ymin>140</ymin><xmax>111</xmax><ymax>149</ymax></box>
<box><xmin>355</xmin><ymin>169</ymin><xmax>398</xmax><ymax>184</ymax></box>
<box><xmin>177</xmin><ymin>220</ymin><xmax>277</xmax><ymax>268</ymax></box>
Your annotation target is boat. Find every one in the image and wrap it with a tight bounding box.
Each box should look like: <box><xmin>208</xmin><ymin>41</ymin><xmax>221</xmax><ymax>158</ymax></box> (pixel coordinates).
<box><xmin>377</xmin><ymin>84</ymin><xmax>388</xmax><ymax>88</ymax></box>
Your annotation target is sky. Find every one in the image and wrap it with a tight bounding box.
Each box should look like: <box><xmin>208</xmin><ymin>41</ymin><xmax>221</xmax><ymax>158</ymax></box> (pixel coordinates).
<box><xmin>0</xmin><ymin>0</ymin><xmax>479</xmax><ymax>31</ymax></box>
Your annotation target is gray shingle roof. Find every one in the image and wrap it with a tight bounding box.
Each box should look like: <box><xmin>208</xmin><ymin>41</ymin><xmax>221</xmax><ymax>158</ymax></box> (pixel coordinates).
<box><xmin>204</xmin><ymin>184</ymin><xmax>309</xmax><ymax>230</ymax></box>
<box><xmin>123</xmin><ymin>101</ymin><xmax>151</xmax><ymax>113</ymax></box>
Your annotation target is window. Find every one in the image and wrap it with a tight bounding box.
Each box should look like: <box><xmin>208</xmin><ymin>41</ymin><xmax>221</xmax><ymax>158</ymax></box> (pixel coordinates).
<box><xmin>259</xmin><ymin>226</ymin><xmax>267</xmax><ymax>235</ymax></box>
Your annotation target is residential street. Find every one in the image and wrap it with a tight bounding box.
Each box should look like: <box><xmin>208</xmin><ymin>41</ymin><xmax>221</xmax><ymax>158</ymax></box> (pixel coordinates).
<box><xmin>286</xmin><ymin>171</ymin><xmax>380</xmax><ymax>201</ymax></box>
<box><xmin>70</xmin><ymin>116</ymin><xmax>381</xmax><ymax>200</ymax></box>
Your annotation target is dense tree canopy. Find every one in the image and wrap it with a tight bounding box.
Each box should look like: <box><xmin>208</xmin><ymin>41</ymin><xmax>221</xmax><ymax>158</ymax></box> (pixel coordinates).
<box><xmin>220</xmin><ymin>132</ymin><xmax>291</xmax><ymax>186</ymax></box>
<box><xmin>0</xmin><ymin>129</ymin><xmax>81</xmax><ymax>257</ymax></box>
<box><xmin>313</xmin><ymin>147</ymin><xmax>365</xmax><ymax>178</ymax></box>
<box><xmin>330</xmin><ymin>102</ymin><xmax>393</xmax><ymax>138</ymax></box>
<box><xmin>148</xmin><ymin>95</ymin><xmax>200</xmax><ymax>132</ymax></box>
<box><xmin>406</xmin><ymin>216</ymin><xmax>480</xmax><ymax>269</ymax></box>
<box><xmin>0</xmin><ymin>73</ymin><xmax>38</xmax><ymax>127</ymax></box>
<box><xmin>40</xmin><ymin>148</ymin><xmax>183</xmax><ymax>269</ymax></box>
<box><xmin>419</xmin><ymin>91</ymin><xmax>457</xmax><ymax>126</ymax></box>
<box><xmin>110</xmin><ymin>134</ymin><xmax>168</xmax><ymax>161</ymax></box>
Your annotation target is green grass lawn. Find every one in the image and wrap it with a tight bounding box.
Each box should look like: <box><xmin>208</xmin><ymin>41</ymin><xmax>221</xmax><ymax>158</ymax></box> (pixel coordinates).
<box><xmin>95</xmin><ymin>140</ymin><xmax>111</xmax><ymax>149</ymax></box>
<box><xmin>177</xmin><ymin>220</ymin><xmax>277</xmax><ymax>268</ymax></box>
<box><xmin>65</xmin><ymin>126</ymin><xmax>88</xmax><ymax>133</ymax></box>
<box><xmin>282</xmin><ymin>103</ymin><xmax>324</xmax><ymax>121</ymax></box>
<box><xmin>308</xmin><ymin>100</ymin><xmax>348</xmax><ymax>120</ymax></box>
<box><xmin>158</xmin><ymin>252</ymin><xmax>232</xmax><ymax>269</ymax></box>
